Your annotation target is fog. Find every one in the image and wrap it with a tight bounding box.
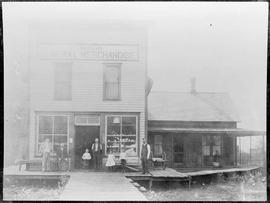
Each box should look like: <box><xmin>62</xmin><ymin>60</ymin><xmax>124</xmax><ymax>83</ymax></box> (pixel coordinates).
<box><xmin>3</xmin><ymin>2</ymin><xmax>267</xmax><ymax>131</ymax></box>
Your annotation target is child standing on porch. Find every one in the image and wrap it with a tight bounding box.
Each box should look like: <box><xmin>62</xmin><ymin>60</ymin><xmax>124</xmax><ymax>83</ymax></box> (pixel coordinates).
<box><xmin>82</xmin><ymin>148</ymin><xmax>91</xmax><ymax>169</ymax></box>
<box><xmin>106</xmin><ymin>149</ymin><xmax>115</xmax><ymax>171</ymax></box>
<box><xmin>119</xmin><ymin>148</ymin><xmax>127</xmax><ymax>173</ymax></box>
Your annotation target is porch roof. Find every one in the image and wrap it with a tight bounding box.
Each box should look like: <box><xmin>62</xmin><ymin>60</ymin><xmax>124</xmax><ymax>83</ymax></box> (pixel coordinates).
<box><xmin>148</xmin><ymin>127</ymin><xmax>266</xmax><ymax>137</ymax></box>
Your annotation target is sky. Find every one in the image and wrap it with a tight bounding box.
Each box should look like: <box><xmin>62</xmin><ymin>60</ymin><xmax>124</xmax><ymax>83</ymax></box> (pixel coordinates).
<box><xmin>3</xmin><ymin>2</ymin><xmax>268</xmax><ymax>131</ymax></box>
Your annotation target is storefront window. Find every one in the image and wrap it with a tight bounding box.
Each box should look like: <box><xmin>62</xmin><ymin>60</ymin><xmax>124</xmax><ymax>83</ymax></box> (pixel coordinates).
<box><xmin>106</xmin><ymin>115</ymin><xmax>137</xmax><ymax>156</ymax></box>
<box><xmin>36</xmin><ymin>115</ymin><xmax>69</xmax><ymax>156</ymax></box>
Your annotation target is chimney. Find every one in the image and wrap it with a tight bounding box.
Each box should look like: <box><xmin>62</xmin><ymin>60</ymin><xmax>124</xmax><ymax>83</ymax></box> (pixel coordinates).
<box><xmin>190</xmin><ymin>77</ymin><xmax>196</xmax><ymax>94</ymax></box>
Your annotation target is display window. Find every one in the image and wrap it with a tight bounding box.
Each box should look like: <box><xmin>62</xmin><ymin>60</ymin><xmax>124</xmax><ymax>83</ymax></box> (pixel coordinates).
<box><xmin>36</xmin><ymin>115</ymin><xmax>69</xmax><ymax>157</ymax></box>
<box><xmin>105</xmin><ymin>115</ymin><xmax>137</xmax><ymax>156</ymax></box>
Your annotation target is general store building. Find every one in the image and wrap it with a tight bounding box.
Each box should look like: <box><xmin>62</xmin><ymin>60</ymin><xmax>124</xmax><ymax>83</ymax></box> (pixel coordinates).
<box><xmin>28</xmin><ymin>21</ymin><xmax>148</xmax><ymax>169</ymax></box>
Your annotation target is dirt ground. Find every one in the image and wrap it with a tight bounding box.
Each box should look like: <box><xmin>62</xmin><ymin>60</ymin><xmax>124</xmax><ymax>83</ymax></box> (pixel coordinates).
<box><xmin>144</xmin><ymin>173</ymin><xmax>267</xmax><ymax>201</ymax></box>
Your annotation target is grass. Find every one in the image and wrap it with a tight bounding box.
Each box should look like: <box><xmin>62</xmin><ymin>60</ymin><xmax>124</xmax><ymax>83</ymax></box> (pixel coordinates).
<box><xmin>3</xmin><ymin>176</ymin><xmax>69</xmax><ymax>201</ymax></box>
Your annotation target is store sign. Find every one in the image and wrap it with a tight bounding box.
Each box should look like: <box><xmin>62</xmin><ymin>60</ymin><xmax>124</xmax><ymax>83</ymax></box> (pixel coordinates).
<box><xmin>38</xmin><ymin>44</ymin><xmax>139</xmax><ymax>61</ymax></box>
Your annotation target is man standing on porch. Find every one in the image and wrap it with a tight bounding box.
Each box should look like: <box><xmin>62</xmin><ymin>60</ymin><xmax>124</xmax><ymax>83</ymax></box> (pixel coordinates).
<box><xmin>92</xmin><ymin>138</ymin><xmax>102</xmax><ymax>170</ymax></box>
<box><xmin>141</xmin><ymin>138</ymin><xmax>151</xmax><ymax>174</ymax></box>
<box><xmin>40</xmin><ymin>138</ymin><xmax>51</xmax><ymax>172</ymax></box>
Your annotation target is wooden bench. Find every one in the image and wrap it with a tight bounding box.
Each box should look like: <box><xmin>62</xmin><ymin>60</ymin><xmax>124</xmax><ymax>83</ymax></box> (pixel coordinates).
<box><xmin>17</xmin><ymin>160</ymin><xmax>42</xmax><ymax>171</ymax></box>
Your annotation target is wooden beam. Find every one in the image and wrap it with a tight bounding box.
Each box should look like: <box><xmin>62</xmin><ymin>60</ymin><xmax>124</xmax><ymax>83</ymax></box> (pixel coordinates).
<box><xmin>125</xmin><ymin>165</ymin><xmax>139</xmax><ymax>172</ymax></box>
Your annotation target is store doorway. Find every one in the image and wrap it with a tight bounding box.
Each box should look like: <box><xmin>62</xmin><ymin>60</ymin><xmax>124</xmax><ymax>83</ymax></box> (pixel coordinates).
<box><xmin>74</xmin><ymin>126</ymin><xmax>100</xmax><ymax>169</ymax></box>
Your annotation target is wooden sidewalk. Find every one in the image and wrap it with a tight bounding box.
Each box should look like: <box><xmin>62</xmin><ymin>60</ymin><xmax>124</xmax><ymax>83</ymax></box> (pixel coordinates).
<box><xmin>125</xmin><ymin>168</ymin><xmax>191</xmax><ymax>190</ymax></box>
<box><xmin>60</xmin><ymin>172</ymin><xmax>147</xmax><ymax>201</ymax></box>
<box><xmin>125</xmin><ymin>166</ymin><xmax>261</xmax><ymax>190</ymax></box>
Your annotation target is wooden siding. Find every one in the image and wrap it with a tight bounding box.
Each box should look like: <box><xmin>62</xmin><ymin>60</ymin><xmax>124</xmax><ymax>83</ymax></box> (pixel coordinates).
<box><xmin>28</xmin><ymin>24</ymin><xmax>147</xmax><ymax>160</ymax></box>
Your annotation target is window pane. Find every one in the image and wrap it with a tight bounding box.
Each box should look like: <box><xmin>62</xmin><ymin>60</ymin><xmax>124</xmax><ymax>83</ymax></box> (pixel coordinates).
<box><xmin>87</xmin><ymin>116</ymin><xmax>100</xmax><ymax>124</ymax></box>
<box><xmin>107</xmin><ymin>116</ymin><xmax>121</xmax><ymax>125</ymax></box>
<box><xmin>75</xmin><ymin>116</ymin><xmax>88</xmax><ymax>124</ymax></box>
<box><xmin>39</xmin><ymin>116</ymin><xmax>53</xmax><ymax>134</ymax></box>
<box><xmin>54</xmin><ymin>63</ymin><xmax>72</xmax><ymax>82</ymax></box>
<box><xmin>104</xmin><ymin>65</ymin><xmax>120</xmax><ymax>100</ymax></box>
<box><xmin>122</xmin><ymin>126</ymin><xmax>136</xmax><ymax>135</ymax></box>
<box><xmin>38</xmin><ymin>134</ymin><xmax>52</xmax><ymax>143</ymax></box>
<box><xmin>213</xmin><ymin>136</ymin><xmax>221</xmax><ymax>146</ymax></box>
<box><xmin>154</xmin><ymin>135</ymin><xmax>163</xmax><ymax>155</ymax></box>
<box><xmin>104</xmin><ymin>66</ymin><xmax>119</xmax><ymax>83</ymax></box>
<box><xmin>54</xmin><ymin>135</ymin><xmax>68</xmax><ymax>143</ymax></box>
<box><xmin>105</xmin><ymin>83</ymin><xmax>119</xmax><ymax>99</ymax></box>
<box><xmin>174</xmin><ymin>136</ymin><xmax>184</xmax><ymax>152</ymax></box>
<box><xmin>54</xmin><ymin>63</ymin><xmax>72</xmax><ymax>100</ymax></box>
<box><xmin>122</xmin><ymin>117</ymin><xmax>136</xmax><ymax>125</ymax></box>
<box><xmin>213</xmin><ymin>146</ymin><xmax>221</xmax><ymax>155</ymax></box>
<box><xmin>202</xmin><ymin>135</ymin><xmax>211</xmax><ymax>146</ymax></box>
<box><xmin>53</xmin><ymin>143</ymin><xmax>68</xmax><ymax>156</ymax></box>
<box><xmin>155</xmin><ymin>144</ymin><xmax>163</xmax><ymax>155</ymax></box>
<box><xmin>203</xmin><ymin>146</ymin><xmax>210</xmax><ymax>155</ymax></box>
<box><xmin>107</xmin><ymin>126</ymin><xmax>120</xmax><ymax>135</ymax></box>
<box><xmin>107</xmin><ymin>136</ymin><xmax>120</xmax><ymax>154</ymax></box>
<box><xmin>155</xmin><ymin>135</ymin><xmax>162</xmax><ymax>144</ymax></box>
<box><xmin>54</xmin><ymin>116</ymin><xmax>68</xmax><ymax>134</ymax></box>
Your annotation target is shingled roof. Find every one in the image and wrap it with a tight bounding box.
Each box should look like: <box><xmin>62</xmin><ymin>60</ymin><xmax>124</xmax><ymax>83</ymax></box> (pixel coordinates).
<box><xmin>148</xmin><ymin>91</ymin><xmax>240</xmax><ymax>122</ymax></box>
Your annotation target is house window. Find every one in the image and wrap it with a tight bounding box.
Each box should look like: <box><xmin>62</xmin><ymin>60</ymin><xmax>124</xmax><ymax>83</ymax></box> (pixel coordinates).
<box><xmin>54</xmin><ymin>62</ymin><xmax>72</xmax><ymax>100</ymax></box>
<box><xmin>36</xmin><ymin>115</ymin><xmax>69</xmax><ymax>157</ymax></box>
<box><xmin>106</xmin><ymin>115</ymin><xmax>137</xmax><ymax>156</ymax></box>
<box><xmin>174</xmin><ymin>136</ymin><xmax>184</xmax><ymax>164</ymax></box>
<box><xmin>202</xmin><ymin>135</ymin><xmax>221</xmax><ymax>166</ymax></box>
<box><xmin>103</xmin><ymin>64</ymin><xmax>121</xmax><ymax>100</ymax></box>
<box><xmin>154</xmin><ymin>135</ymin><xmax>163</xmax><ymax>155</ymax></box>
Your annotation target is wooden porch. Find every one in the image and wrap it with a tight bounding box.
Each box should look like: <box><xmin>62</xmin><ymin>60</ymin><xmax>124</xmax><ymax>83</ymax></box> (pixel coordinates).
<box><xmin>125</xmin><ymin>165</ymin><xmax>261</xmax><ymax>190</ymax></box>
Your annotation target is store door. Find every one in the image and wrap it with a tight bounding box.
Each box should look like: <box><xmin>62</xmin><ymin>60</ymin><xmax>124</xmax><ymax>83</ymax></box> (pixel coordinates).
<box><xmin>74</xmin><ymin>126</ymin><xmax>100</xmax><ymax>169</ymax></box>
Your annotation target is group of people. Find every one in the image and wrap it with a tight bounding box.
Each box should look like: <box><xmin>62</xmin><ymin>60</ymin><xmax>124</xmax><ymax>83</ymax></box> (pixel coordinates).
<box><xmin>81</xmin><ymin>138</ymin><xmax>103</xmax><ymax>170</ymax></box>
<box><xmin>40</xmin><ymin>137</ymin><xmax>152</xmax><ymax>174</ymax></box>
<box><xmin>39</xmin><ymin>138</ymin><xmax>68</xmax><ymax>172</ymax></box>
<box><xmin>82</xmin><ymin>139</ymin><xmax>127</xmax><ymax>172</ymax></box>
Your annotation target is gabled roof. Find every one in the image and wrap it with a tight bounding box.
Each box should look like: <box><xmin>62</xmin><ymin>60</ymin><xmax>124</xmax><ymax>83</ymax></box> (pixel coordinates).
<box><xmin>148</xmin><ymin>91</ymin><xmax>240</xmax><ymax>122</ymax></box>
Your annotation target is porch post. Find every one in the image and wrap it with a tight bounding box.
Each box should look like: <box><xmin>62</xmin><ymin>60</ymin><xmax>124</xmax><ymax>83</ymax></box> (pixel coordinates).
<box><xmin>249</xmin><ymin>136</ymin><xmax>252</xmax><ymax>164</ymax></box>
<box><xmin>262</xmin><ymin>135</ymin><xmax>265</xmax><ymax>166</ymax></box>
<box><xmin>232</xmin><ymin>135</ymin><xmax>236</xmax><ymax>166</ymax></box>
<box><xmin>171</xmin><ymin>134</ymin><xmax>173</xmax><ymax>168</ymax></box>
<box><xmin>201</xmin><ymin>135</ymin><xmax>204</xmax><ymax>168</ymax></box>
<box><xmin>239</xmin><ymin>137</ymin><xmax>241</xmax><ymax>165</ymax></box>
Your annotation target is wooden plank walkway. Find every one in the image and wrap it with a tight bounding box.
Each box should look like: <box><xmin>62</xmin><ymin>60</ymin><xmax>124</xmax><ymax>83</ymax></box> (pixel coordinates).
<box><xmin>183</xmin><ymin>166</ymin><xmax>260</xmax><ymax>177</ymax></box>
<box><xmin>60</xmin><ymin>172</ymin><xmax>147</xmax><ymax>201</ymax></box>
<box><xmin>125</xmin><ymin>168</ymin><xmax>191</xmax><ymax>190</ymax></box>
<box><xmin>150</xmin><ymin>168</ymin><xmax>188</xmax><ymax>178</ymax></box>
